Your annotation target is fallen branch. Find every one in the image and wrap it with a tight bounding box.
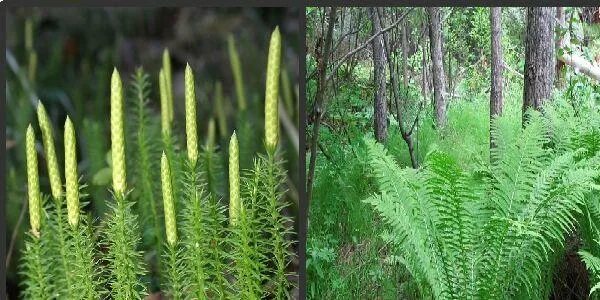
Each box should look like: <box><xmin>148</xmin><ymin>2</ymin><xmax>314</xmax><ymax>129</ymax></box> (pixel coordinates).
<box><xmin>558</xmin><ymin>53</ymin><xmax>600</xmax><ymax>82</ymax></box>
<box><xmin>503</xmin><ymin>62</ymin><xmax>524</xmax><ymax>79</ymax></box>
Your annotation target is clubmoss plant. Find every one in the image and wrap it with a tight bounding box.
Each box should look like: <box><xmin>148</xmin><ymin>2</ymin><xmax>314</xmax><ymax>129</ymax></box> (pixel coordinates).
<box><xmin>257</xmin><ymin>27</ymin><xmax>295</xmax><ymax>298</ymax></box>
<box><xmin>200</xmin><ymin>119</ymin><xmax>228</xmax><ymax>298</ymax></box>
<box><xmin>229</xmin><ymin>132</ymin><xmax>240</xmax><ymax>227</ymax></box>
<box><xmin>37</xmin><ymin>102</ymin><xmax>62</xmax><ymax>200</ymax></box>
<box><xmin>64</xmin><ymin>117</ymin><xmax>79</xmax><ymax>228</ymax></box>
<box><xmin>82</xmin><ymin>118</ymin><xmax>108</xmax><ymax>216</ymax></box>
<box><xmin>111</xmin><ymin>69</ymin><xmax>127</xmax><ymax>196</ymax></box>
<box><xmin>64</xmin><ymin>116</ymin><xmax>104</xmax><ymax>299</ymax></box>
<box><xmin>185</xmin><ymin>64</ymin><xmax>199</xmax><ymax>166</ymax></box>
<box><xmin>229</xmin><ymin>137</ymin><xmax>267</xmax><ymax>299</ymax></box>
<box><xmin>201</xmin><ymin>118</ymin><xmax>225</xmax><ymax>198</ymax></box>
<box><xmin>103</xmin><ymin>68</ymin><xmax>147</xmax><ymax>299</ymax></box>
<box><xmin>26</xmin><ymin>125</ymin><xmax>42</xmax><ymax>237</ymax></box>
<box><xmin>160</xmin><ymin>152</ymin><xmax>185</xmax><ymax>300</ymax></box>
<box><xmin>207</xmin><ymin>118</ymin><xmax>216</xmax><ymax>150</ymax></box>
<box><xmin>264</xmin><ymin>27</ymin><xmax>281</xmax><ymax>155</ymax></box>
<box><xmin>180</xmin><ymin>64</ymin><xmax>229</xmax><ymax>298</ymax></box>
<box><xmin>21</xmin><ymin>125</ymin><xmax>52</xmax><ymax>299</ymax></box>
<box><xmin>228</xmin><ymin>35</ymin><xmax>247</xmax><ymax>111</ymax></box>
<box><xmin>38</xmin><ymin>101</ymin><xmax>74</xmax><ymax>297</ymax></box>
<box><xmin>128</xmin><ymin>68</ymin><xmax>163</xmax><ymax>282</ymax></box>
<box><xmin>25</xmin><ymin>18</ymin><xmax>37</xmax><ymax>83</ymax></box>
<box><xmin>214</xmin><ymin>81</ymin><xmax>228</xmax><ymax>140</ymax></box>
<box><xmin>17</xmin><ymin>26</ymin><xmax>297</xmax><ymax>299</ymax></box>
<box><xmin>159</xmin><ymin>69</ymin><xmax>171</xmax><ymax>138</ymax></box>
<box><xmin>163</xmin><ymin>49</ymin><xmax>174</xmax><ymax>122</ymax></box>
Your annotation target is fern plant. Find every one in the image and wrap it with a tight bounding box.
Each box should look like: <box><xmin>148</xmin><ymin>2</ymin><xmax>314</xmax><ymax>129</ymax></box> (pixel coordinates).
<box><xmin>580</xmin><ymin>233</ymin><xmax>600</xmax><ymax>297</ymax></box>
<box><xmin>364</xmin><ymin>111</ymin><xmax>600</xmax><ymax>299</ymax></box>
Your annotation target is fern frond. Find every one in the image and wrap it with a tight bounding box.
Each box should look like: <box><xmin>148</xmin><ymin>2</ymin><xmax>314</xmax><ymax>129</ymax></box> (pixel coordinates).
<box><xmin>581</xmin><ymin>248</ymin><xmax>600</xmax><ymax>296</ymax></box>
<box><xmin>364</xmin><ymin>108</ymin><xmax>600</xmax><ymax>299</ymax></box>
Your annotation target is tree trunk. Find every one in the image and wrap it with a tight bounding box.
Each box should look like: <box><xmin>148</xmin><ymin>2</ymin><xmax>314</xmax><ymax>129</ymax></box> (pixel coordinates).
<box><xmin>523</xmin><ymin>7</ymin><xmax>555</xmax><ymax>125</ymax></box>
<box><xmin>421</xmin><ymin>23</ymin><xmax>428</xmax><ymax>101</ymax></box>
<box><xmin>370</xmin><ymin>7</ymin><xmax>388</xmax><ymax>142</ymax></box>
<box><xmin>555</xmin><ymin>7</ymin><xmax>566</xmax><ymax>87</ymax></box>
<box><xmin>427</xmin><ymin>7</ymin><xmax>447</xmax><ymax>128</ymax></box>
<box><xmin>379</xmin><ymin>8</ymin><xmax>418</xmax><ymax>168</ymax></box>
<box><xmin>490</xmin><ymin>7</ymin><xmax>504</xmax><ymax>119</ymax></box>
<box><xmin>402</xmin><ymin>22</ymin><xmax>409</xmax><ymax>88</ymax></box>
<box><xmin>490</xmin><ymin>7</ymin><xmax>503</xmax><ymax>151</ymax></box>
<box><xmin>307</xmin><ymin>7</ymin><xmax>336</xmax><ymax>203</ymax></box>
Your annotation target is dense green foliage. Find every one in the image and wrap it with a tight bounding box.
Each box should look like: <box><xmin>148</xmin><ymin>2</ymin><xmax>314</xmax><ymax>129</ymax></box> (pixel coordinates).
<box><xmin>365</xmin><ymin>104</ymin><xmax>600</xmax><ymax>299</ymax></box>
<box><xmin>13</xmin><ymin>21</ymin><xmax>297</xmax><ymax>299</ymax></box>
<box><xmin>307</xmin><ymin>7</ymin><xmax>600</xmax><ymax>299</ymax></box>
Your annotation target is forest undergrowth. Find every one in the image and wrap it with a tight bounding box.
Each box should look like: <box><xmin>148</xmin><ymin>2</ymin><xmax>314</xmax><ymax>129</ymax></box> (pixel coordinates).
<box><xmin>307</xmin><ymin>70</ymin><xmax>600</xmax><ymax>298</ymax></box>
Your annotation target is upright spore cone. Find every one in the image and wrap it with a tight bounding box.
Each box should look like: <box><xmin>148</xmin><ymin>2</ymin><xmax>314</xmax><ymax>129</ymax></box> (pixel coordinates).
<box><xmin>111</xmin><ymin>68</ymin><xmax>127</xmax><ymax>195</ymax></box>
<box><xmin>228</xmin><ymin>35</ymin><xmax>246</xmax><ymax>111</ymax></box>
<box><xmin>185</xmin><ymin>63</ymin><xmax>198</xmax><ymax>165</ymax></box>
<box><xmin>207</xmin><ymin>118</ymin><xmax>216</xmax><ymax>149</ymax></box>
<box><xmin>229</xmin><ymin>132</ymin><xmax>240</xmax><ymax>226</ymax></box>
<box><xmin>214</xmin><ymin>81</ymin><xmax>227</xmax><ymax>138</ymax></box>
<box><xmin>160</xmin><ymin>69</ymin><xmax>171</xmax><ymax>137</ymax></box>
<box><xmin>161</xmin><ymin>152</ymin><xmax>177</xmax><ymax>246</ymax></box>
<box><xmin>37</xmin><ymin>102</ymin><xmax>62</xmax><ymax>200</ymax></box>
<box><xmin>26</xmin><ymin>125</ymin><xmax>41</xmax><ymax>237</ymax></box>
<box><xmin>64</xmin><ymin>117</ymin><xmax>79</xmax><ymax>228</ymax></box>
<box><xmin>163</xmin><ymin>49</ymin><xmax>174</xmax><ymax>122</ymax></box>
<box><xmin>25</xmin><ymin>18</ymin><xmax>33</xmax><ymax>51</ymax></box>
<box><xmin>265</xmin><ymin>26</ymin><xmax>282</xmax><ymax>153</ymax></box>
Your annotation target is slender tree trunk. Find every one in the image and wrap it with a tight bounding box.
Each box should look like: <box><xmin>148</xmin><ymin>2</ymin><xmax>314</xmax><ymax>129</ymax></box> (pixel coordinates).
<box><xmin>379</xmin><ymin>8</ymin><xmax>418</xmax><ymax>168</ymax></box>
<box><xmin>307</xmin><ymin>7</ymin><xmax>336</xmax><ymax>203</ymax></box>
<box><xmin>421</xmin><ymin>29</ymin><xmax>428</xmax><ymax>101</ymax></box>
<box><xmin>427</xmin><ymin>7</ymin><xmax>447</xmax><ymax>128</ymax></box>
<box><xmin>523</xmin><ymin>7</ymin><xmax>555</xmax><ymax>125</ymax></box>
<box><xmin>555</xmin><ymin>7</ymin><xmax>566</xmax><ymax>87</ymax></box>
<box><xmin>402</xmin><ymin>22</ymin><xmax>409</xmax><ymax>88</ymax></box>
<box><xmin>370</xmin><ymin>7</ymin><xmax>388</xmax><ymax>142</ymax></box>
<box><xmin>490</xmin><ymin>7</ymin><xmax>503</xmax><ymax>151</ymax></box>
<box><xmin>490</xmin><ymin>7</ymin><xmax>504</xmax><ymax>119</ymax></box>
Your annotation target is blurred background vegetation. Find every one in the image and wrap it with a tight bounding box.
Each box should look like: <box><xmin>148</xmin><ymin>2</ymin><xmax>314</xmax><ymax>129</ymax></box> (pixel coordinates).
<box><xmin>6</xmin><ymin>7</ymin><xmax>299</xmax><ymax>298</ymax></box>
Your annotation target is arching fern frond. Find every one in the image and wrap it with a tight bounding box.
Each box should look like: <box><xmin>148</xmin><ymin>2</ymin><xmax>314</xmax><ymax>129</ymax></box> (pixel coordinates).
<box><xmin>364</xmin><ymin>109</ymin><xmax>600</xmax><ymax>299</ymax></box>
